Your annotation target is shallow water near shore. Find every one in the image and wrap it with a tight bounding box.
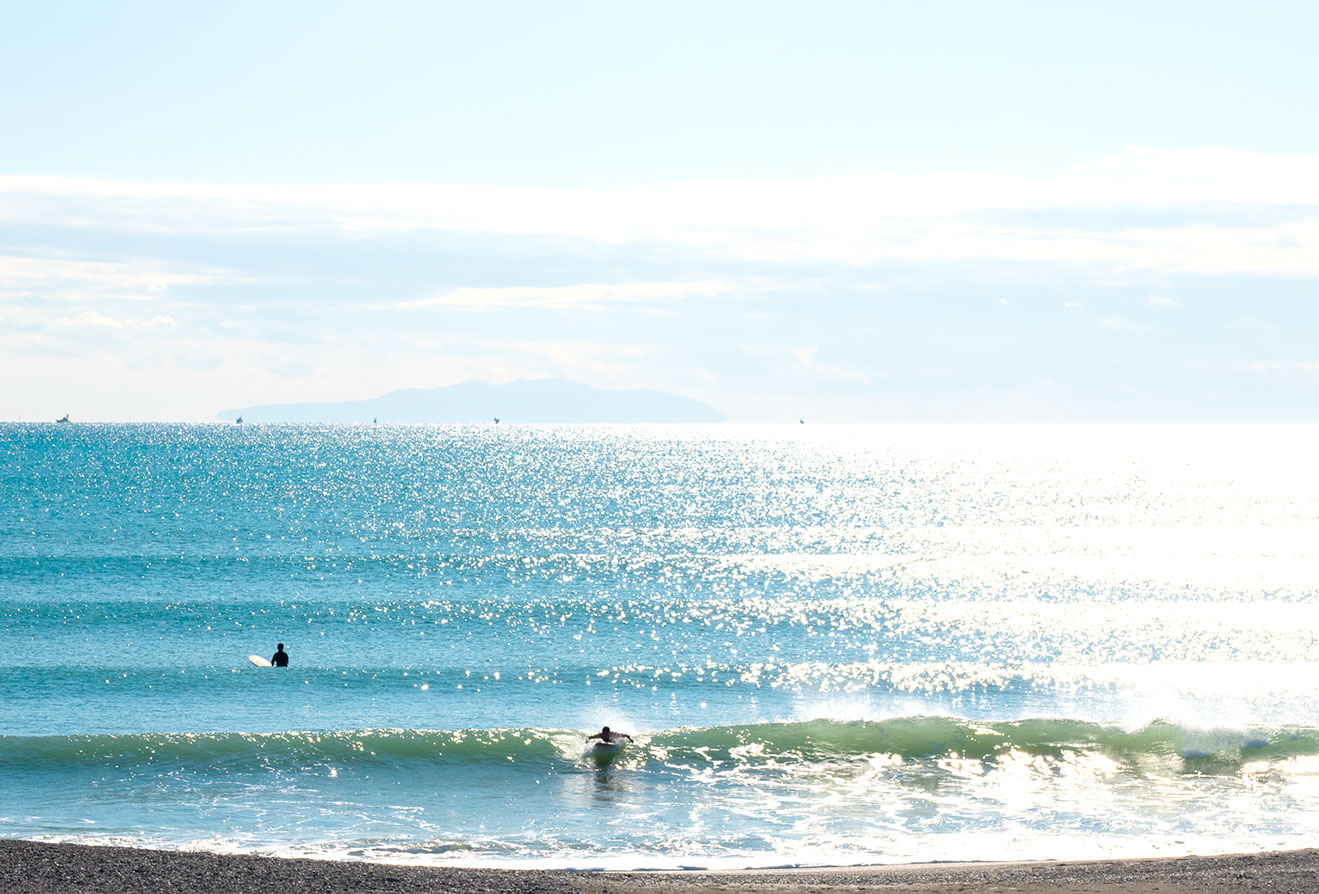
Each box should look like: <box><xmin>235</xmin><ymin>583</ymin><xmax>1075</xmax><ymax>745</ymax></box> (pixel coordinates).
<box><xmin>3</xmin><ymin>423</ymin><xmax>1319</xmax><ymax>867</ymax></box>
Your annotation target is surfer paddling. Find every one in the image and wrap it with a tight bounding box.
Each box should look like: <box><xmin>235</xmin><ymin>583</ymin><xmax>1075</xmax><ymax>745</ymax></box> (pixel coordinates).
<box><xmin>586</xmin><ymin>725</ymin><xmax>633</xmax><ymax>745</ymax></box>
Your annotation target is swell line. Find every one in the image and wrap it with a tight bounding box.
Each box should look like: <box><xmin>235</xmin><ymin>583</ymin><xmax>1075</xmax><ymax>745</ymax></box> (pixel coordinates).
<box><xmin>2</xmin><ymin>718</ymin><xmax>1314</xmax><ymax>771</ymax></box>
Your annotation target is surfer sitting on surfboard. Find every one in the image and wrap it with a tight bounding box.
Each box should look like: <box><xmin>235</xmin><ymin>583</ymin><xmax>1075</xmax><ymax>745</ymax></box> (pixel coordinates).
<box><xmin>271</xmin><ymin>643</ymin><xmax>289</xmax><ymax>667</ymax></box>
<box><xmin>586</xmin><ymin>726</ymin><xmax>632</xmax><ymax>745</ymax></box>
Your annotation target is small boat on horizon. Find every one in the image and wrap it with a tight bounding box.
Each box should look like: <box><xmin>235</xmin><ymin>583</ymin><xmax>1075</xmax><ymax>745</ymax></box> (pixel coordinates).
<box><xmin>57</xmin><ymin>414</ymin><xmax>70</xmax><ymax>424</ymax></box>
<box><xmin>235</xmin><ymin>416</ymin><xmax>243</xmax><ymax>425</ymax></box>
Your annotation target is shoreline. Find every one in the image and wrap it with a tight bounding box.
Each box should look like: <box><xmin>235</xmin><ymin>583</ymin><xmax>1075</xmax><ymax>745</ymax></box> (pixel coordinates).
<box><xmin>3</xmin><ymin>841</ymin><xmax>1319</xmax><ymax>894</ymax></box>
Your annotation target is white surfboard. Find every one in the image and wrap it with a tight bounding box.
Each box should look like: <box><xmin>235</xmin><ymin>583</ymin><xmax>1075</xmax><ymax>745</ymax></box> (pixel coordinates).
<box><xmin>248</xmin><ymin>655</ymin><xmax>272</xmax><ymax>667</ymax></box>
<box><xmin>589</xmin><ymin>740</ymin><xmax>622</xmax><ymax>766</ymax></box>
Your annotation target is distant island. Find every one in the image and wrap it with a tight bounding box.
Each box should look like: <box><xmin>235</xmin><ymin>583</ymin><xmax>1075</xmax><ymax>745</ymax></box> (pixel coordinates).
<box><xmin>218</xmin><ymin>378</ymin><xmax>726</xmax><ymax>424</ymax></box>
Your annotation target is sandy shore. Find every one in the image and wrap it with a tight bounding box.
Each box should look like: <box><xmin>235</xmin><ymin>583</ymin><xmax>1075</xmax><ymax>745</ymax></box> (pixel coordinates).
<box><xmin>2</xmin><ymin>840</ymin><xmax>1318</xmax><ymax>894</ymax></box>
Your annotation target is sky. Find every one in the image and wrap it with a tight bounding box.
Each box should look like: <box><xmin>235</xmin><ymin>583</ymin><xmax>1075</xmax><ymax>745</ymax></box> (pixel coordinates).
<box><xmin>2</xmin><ymin>0</ymin><xmax>1317</xmax><ymax>422</ymax></box>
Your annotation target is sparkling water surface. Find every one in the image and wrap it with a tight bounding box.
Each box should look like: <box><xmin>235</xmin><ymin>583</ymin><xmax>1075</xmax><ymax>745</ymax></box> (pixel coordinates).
<box><xmin>3</xmin><ymin>423</ymin><xmax>1319</xmax><ymax>867</ymax></box>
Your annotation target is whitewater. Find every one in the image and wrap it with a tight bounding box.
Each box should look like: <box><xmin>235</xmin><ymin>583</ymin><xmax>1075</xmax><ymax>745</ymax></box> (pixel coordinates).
<box><xmin>3</xmin><ymin>423</ymin><xmax>1319</xmax><ymax>867</ymax></box>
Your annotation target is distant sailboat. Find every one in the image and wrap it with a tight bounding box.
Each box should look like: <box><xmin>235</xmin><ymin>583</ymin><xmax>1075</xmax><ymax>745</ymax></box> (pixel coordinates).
<box><xmin>373</xmin><ymin>417</ymin><xmax>378</xmax><ymax>425</ymax></box>
<box><xmin>235</xmin><ymin>416</ymin><xmax>243</xmax><ymax>425</ymax></box>
<box><xmin>56</xmin><ymin>414</ymin><xmax>70</xmax><ymax>424</ymax></box>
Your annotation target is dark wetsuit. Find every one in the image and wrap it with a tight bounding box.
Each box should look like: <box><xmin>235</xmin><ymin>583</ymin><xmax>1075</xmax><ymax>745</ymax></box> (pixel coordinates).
<box><xmin>271</xmin><ymin>649</ymin><xmax>289</xmax><ymax>667</ymax></box>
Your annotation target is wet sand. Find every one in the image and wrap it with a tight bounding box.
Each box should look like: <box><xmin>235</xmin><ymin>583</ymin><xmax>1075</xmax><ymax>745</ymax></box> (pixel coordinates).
<box><xmin>3</xmin><ymin>840</ymin><xmax>1319</xmax><ymax>894</ymax></box>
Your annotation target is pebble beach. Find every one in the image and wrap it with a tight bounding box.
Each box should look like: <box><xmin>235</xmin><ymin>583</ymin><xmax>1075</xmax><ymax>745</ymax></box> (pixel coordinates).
<box><xmin>5</xmin><ymin>841</ymin><xmax>1319</xmax><ymax>894</ymax></box>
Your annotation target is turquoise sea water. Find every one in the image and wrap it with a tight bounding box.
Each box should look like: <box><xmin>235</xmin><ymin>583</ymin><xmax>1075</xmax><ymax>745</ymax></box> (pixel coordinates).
<box><xmin>4</xmin><ymin>423</ymin><xmax>1319</xmax><ymax>868</ymax></box>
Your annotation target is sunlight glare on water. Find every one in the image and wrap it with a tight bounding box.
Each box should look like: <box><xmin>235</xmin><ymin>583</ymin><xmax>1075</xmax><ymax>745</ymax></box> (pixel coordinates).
<box><xmin>2</xmin><ymin>423</ymin><xmax>1319</xmax><ymax>866</ymax></box>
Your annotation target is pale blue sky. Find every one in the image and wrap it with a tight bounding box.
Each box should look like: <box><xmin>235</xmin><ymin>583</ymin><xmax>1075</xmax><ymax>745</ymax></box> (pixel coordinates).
<box><xmin>2</xmin><ymin>1</ymin><xmax>1317</xmax><ymax>420</ymax></box>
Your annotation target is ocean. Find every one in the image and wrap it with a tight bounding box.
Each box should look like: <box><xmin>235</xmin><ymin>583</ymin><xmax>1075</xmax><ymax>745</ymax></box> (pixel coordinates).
<box><xmin>3</xmin><ymin>423</ymin><xmax>1319</xmax><ymax>869</ymax></box>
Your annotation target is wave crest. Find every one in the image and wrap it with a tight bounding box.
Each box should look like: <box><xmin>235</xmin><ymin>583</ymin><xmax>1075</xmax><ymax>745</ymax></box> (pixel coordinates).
<box><xmin>3</xmin><ymin>718</ymin><xmax>1313</xmax><ymax>771</ymax></box>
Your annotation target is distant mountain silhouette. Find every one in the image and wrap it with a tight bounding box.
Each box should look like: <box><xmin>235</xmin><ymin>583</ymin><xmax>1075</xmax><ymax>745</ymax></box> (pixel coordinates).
<box><xmin>219</xmin><ymin>378</ymin><xmax>725</xmax><ymax>423</ymax></box>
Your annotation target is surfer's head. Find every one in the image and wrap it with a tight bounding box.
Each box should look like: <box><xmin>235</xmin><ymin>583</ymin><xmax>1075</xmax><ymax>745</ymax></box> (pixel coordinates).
<box><xmin>277</xmin><ymin>643</ymin><xmax>284</xmax><ymax>650</ymax></box>
<box><xmin>602</xmin><ymin>726</ymin><xmax>610</xmax><ymax>734</ymax></box>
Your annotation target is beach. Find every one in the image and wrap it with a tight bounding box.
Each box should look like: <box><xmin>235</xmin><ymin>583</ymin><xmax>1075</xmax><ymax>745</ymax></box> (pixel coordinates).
<box><xmin>4</xmin><ymin>841</ymin><xmax>1319</xmax><ymax>894</ymax></box>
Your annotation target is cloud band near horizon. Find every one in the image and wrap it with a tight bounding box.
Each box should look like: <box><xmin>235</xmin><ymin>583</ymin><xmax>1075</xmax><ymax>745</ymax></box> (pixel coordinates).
<box><xmin>2</xmin><ymin>147</ymin><xmax>1317</xmax><ymax>422</ymax></box>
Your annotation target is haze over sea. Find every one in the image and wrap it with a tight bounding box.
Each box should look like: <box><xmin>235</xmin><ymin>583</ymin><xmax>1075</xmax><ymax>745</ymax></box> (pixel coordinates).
<box><xmin>4</xmin><ymin>422</ymin><xmax>1319</xmax><ymax>869</ymax></box>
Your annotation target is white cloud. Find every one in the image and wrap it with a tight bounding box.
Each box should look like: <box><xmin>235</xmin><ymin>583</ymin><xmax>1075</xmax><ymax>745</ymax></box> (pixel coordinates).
<box><xmin>3</xmin><ymin>147</ymin><xmax>1319</xmax><ymax>275</ymax></box>
<box><xmin>0</xmin><ymin>254</ymin><xmax>224</xmax><ymax>302</ymax></box>
<box><xmin>7</xmin><ymin>147</ymin><xmax>1319</xmax><ymax>422</ymax></box>
<box><xmin>1099</xmin><ymin>314</ymin><xmax>1151</xmax><ymax>333</ymax></box>
<box><xmin>54</xmin><ymin>310</ymin><xmax>177</xmax><ymax>330</ymax></box>
<box><xmin>1069</xmin><ymin>147</ymin><xmax>1319</xmax><ymax>205</ymax></box>
<box><xmin>787</xmin><ymin>345</ymin><xmax>871</xmax><ymax>385</ymax></box>
<box><xmin>402</xmin><ymin>280</ymin><xmax>738</xmax><ymax>312</ymax></box>
<box><xmin>357</xmin><ymin>334</ymin><xmax>666</xmax><ymax>388</ymax></box>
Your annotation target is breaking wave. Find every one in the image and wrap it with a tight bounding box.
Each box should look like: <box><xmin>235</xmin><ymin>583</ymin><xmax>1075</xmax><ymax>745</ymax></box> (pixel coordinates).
<box><xmin>4</xmin><ymin>717</ymin><xmax>1315</xmax><ymax>772</ymax></box>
